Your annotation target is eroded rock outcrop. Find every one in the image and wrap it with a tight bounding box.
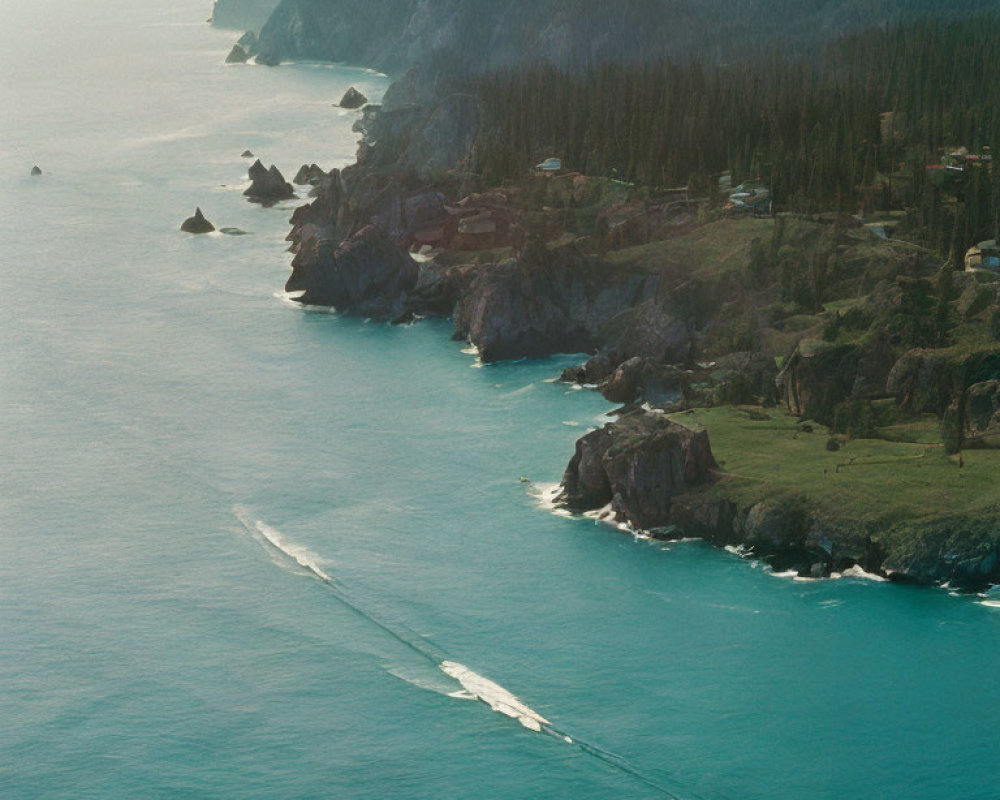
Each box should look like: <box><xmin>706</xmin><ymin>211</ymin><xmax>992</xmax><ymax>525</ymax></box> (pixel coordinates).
<box><xmin>226</xmin><ymin>44</ymin><xmax>251</xmax><ymax>63</ymax></box>
<box><xmin>963</xmin><ymin>380</ymin><xmax>1000</xmax><ymax>447</ymax></box>
<box><xmin>888</xmin><ymin>347</ymin><xmax>1000</xmax><ymax>416</ymax></box>
<box><xmin>293</xmin><ymin>163</ymin><xmax>326</xmax><ymax>185</ymax></box>
<box><xmin>776</xmin><ymin>339</ymin><xmax>863</xmax><ymax>423</ymax></box>
<box><xmin>181</xmin><ymin>207</ymin><xmax>215</xmax><ymax>234</ymax></box>
<box><xmin>244</xmin><ymin>160</ymin><xmax>295</xmax><ymax>205</ymax></box>
<box><xmin>558</xmin><ymin>411</ymin><xmax>718</xmax><ymax>531</ymax></box>
<box><xmin>452</xmin><ymin>243</ymin><xmax>655</xmax><ymax>362</ymax></box>
<box><xmin>285</xmin><ymin>224</ymin><xmax>418</xmax><ymax>319</ymax></box>
<box><xmin>338</xmin><ymin>87</ymin><xmax>368</xmax><ymax>109</ymax></box>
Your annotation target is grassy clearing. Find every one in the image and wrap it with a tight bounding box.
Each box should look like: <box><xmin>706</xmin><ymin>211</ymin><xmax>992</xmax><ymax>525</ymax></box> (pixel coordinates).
<box><xmin>669</xmin><ymin>405</ymin><xmax>1000</xmax><ymax>525</ymax></box>
<box><xmin>605</xmin><ymin>217</ymin><xmax>776</xmax><ymax>277</ymax></box>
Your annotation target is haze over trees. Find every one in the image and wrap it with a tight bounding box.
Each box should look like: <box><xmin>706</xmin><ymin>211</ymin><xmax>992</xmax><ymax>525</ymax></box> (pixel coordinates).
<box><xmin>473</xmin><ymin>16</ymin><xmax>1000</xmax><ymax>259</ymax></box>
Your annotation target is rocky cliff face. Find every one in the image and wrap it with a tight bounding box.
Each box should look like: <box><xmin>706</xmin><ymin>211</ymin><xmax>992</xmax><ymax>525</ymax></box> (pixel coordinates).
<box><xmin>452</xmin><ymin>245</ymin><xmax>656</xmax><ymax>362</ymax></box>
<box><xmin>252</xmin><ymin>0</ymin><xmax>1000</xmax><ymax>71</ymax></box>
<box><xmin>556</xmin><ymin>417</ymin><xmax>1000</xmax><ymax>590</ymax></box>
<box><xmin>212</xmin><ymin>0</ymin><xmax>281</xmax><ymax>31</ymax></box>
<box><xmin>558</xmin><ymin>410</ymin><xmax>718</xmax><ymax>531</ymax></box>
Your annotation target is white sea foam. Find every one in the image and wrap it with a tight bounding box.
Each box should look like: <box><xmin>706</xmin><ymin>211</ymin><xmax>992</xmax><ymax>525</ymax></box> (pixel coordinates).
<box><xmin>979</xmin><ymin>599</ymin><xmax>1000</xmax><ymax>609</ymax></box>
<box><xmin>583</xmin><ymin>502</ymin><xmax>616</xmax><ymax>523</ymax></box>
<box><xmin>386</xmin><ymin>664</ymin><xmax>475</xmax><ymax>699</ymax></box>
<box><xmin>840</xmin><ymin>564</ymin><xmax>888</xmax><ymax>582</ymax></box>
<box><xmin>439</xmin><ymin>661</ymin><xmax>550</xmax><ymax>732</ymax></box>
<box><xmin>530</xmin><ymin>482</ymin><xmax>562</xmax><ymax>511</ymax></box>
<box><xmin>500</xmin><ymin>384</ymin><xmax>535</xmax><ymax>398</ymax></box>
<box><xmin>233</xmin><ymin>505</ymin><xmax>334</xmax><ymax>582</ymax></box>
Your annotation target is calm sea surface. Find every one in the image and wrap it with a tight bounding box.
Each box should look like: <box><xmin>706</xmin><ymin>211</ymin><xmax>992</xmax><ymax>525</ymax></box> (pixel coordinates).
<box><xmin>2</xmin><ymin>3</ymin><xmax>999</xmax><ymax>799</ymax></box>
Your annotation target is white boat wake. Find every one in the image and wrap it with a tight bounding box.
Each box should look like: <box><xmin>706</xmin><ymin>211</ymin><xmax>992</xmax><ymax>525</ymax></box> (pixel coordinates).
<box><xmin>233</xmin><ymin>505</ymin><xmax>689</xmax><ymax>799</ymax></box>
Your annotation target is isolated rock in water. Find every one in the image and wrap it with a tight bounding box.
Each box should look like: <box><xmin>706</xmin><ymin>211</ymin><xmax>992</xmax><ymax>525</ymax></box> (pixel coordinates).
<box><xmin>219</xmin><ymin>227</ymin><xmax>249</xmax><ymax>236</ymax></box>
<box><xmin>241</xmin><ymin>149</ymin><xmax>255</xmax><ymax>158</ymax></box>
<box><xmin>244</xmin><ymin>159</ymin><xmax>295</xmax><ymax>205</ymax></box>
<box><xmin>30</xmin><ymin>166</ymin><xmax>42</xmax><ymax>176</ymax></box>
<box><xmin>226</xmin><ymin>44</ymin><xmax>251</xmax><ymax>63</ymax></box>
<box><xmin>293</xmin><ymin>163</ymin><xmax>326</xmax><ymax>185</ymax></box>
<box><xmin>338</xmin><ymin>87</ymin><xmax>368</xmax><ymax>109</ymax></box>
<box><xmin>181</xmin><ymin>207</ymin><xmax>215</xmax><ymax>234</ymax></box>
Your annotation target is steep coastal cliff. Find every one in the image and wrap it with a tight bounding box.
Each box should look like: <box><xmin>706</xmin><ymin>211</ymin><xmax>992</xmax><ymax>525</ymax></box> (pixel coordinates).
<box><xmin>251</xmin><ymin>0</ymin><xmax>1000</xmax><ymax>69</ymax></box>
<box><xmin>219</xmin><ymin>0</ymin><xmax>1000</xmax><ymax>593</ymax></box>
<box><xmin>211</xmin><ymin>0</ymin><xmax>280</xmax><ymax>31</ymax></box>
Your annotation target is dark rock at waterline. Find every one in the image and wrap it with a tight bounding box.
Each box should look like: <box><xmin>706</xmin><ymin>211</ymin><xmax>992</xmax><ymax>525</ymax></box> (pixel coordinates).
<box><xmin>557</xmin><ymin>410</ymin><xmax>718</xmax><ymax>530</ymax></box>
<box><xmin>241</xmin><ymin>150</ymin><xmax>255</xmax><ymax>158</ymax></box>
<box><xmin>181</xmin><ymin>207</ymin><xmax>215</xmax><ymax>234</ymax></box>
<box><xmin>244</xmin><ymin>159</ymin><xmax>295</xmax><ymax>205</ymax></box>
<box><xmin>452</xmin><ymin>242</ymin><xmax>655</xmax><ymax>362</ymax></box>
<box><xmin>226</xmin><ymin>44</ymin><xmax>251</xmax><ymax>63</ymax></box>
<box><xmin>30</xmin><ymin>166</ymin><xmax>42</xmax><ymax>176</ymax></box>
<box><xmin>293</xmin><ymin>163</ymin><xmax>326</xmax><ymax>185</ymax></box>
<box><xmin>285</xmin><ymin>224</ymin><xmax>418</xmax><ymax>319</ymax></box>
<box><xmin>600</xmin><ymin>356</ymin><xmax>688</xmax><ymax>407</ymax></box>
<box><xmin>219</xmin><ymin>227</ymin><xmax>249</xmax><ymax>236</ymax></box>
<box><xmin>402</xmin><ymin>260</ymin><xmax>477</xmax><ymax>319</ymax></box>
<box><xmin>338</xmin><ymin>86</ymin><xmax>368</xmax><ymax>109</ymax></box>
<box><xmin>559</xmin><ymin>302</ymin><xmax>694</xmax><ymax>402</ymax></box>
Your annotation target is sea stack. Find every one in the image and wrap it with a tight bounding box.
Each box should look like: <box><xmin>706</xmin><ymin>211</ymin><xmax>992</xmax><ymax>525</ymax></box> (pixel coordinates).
<box><xmin>30</xmin><ymin>166</ymin><xmax>42</xmax><ymax>176</ymax></box>
<box><xmin>181</xmin><ymin>207</ymin><xmax>216</xmax><ymax>234</ymax></box>
<box><xmin>244</xmin><ymin>159</ymin><xmax>295</xmax><ymax>205</ymax></box>
<box><xmin>226</xmin><ymin>44</ymin><xmax>251</xmax><ymax>63</ymax></box>
<box><xmin>293</xmin><ymin>163</ymin><xmax>326</xmax><ymax>185</ymax></box>
<box><xmin>338</xmin><ymin>87</ymin><xmax>367</xmax><ymax>109</ymax></box>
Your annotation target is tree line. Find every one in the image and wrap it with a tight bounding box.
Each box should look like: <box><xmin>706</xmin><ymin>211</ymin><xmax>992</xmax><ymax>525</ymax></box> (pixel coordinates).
<box><xmin>471</xmin><ymin>14</ymin><xmax>1000</xmax><ymax>256</ymax></box>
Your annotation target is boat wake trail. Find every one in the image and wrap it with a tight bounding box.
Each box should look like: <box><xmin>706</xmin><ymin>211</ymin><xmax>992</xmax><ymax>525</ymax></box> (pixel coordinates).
<box><xmin>233</xmin><ymin>506</ymin><xmax>688</xmax><ymax>799</ymax></box>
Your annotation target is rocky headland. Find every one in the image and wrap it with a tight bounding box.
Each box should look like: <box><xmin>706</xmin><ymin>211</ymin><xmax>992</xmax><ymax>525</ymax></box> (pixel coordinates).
<box><xmin>211</xmin><ymin>0</ymin><xmax>280</xmax><ymax>31</ymax></box>
<box><xmin>216</xmin><ymin>0</ymin><xmax>1000</xmax><ymax>593</ymax></box>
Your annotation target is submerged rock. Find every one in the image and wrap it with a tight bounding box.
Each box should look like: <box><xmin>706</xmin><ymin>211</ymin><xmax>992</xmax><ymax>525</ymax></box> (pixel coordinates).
<box><xmin>30</xmin><ymin>166</ymin><xmax>42</xmax><ymax>176</ymax></box>
<box><xmin>180</xmin><ymin>207</ymin><xmax>215</xmax><ymax>234</ymax></box>
<box><xmin>338</xmin><ymin>86</ymin><xmax>368</xmax><ymax>109</ymax></box>
<box><xmin>241</xmin><ymin>149</ymin><xmax>255</xmax><ymax>158</ymax></box>
<box><xmin>244</xmin><ymin>159</ymin><xmax>295</xmax><ymax>205</ymax></box>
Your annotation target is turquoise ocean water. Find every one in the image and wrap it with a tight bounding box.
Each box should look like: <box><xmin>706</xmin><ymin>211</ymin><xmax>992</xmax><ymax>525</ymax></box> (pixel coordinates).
<box><xmin>2</xmin><ymin>3</ymin><xmax>999</xmax><ymax>798</ymax></box>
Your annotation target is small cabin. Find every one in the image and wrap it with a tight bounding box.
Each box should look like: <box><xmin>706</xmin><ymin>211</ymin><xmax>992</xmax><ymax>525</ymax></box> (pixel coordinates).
<box><xmin>534</xmin><ymin>157</ymin><xmax>562</xmax><ymax>173</ymax></box>
<box><xmin>965</xmin><ymin>240</ymin><xmax>1000</xmax><ymax>271</ymax></box>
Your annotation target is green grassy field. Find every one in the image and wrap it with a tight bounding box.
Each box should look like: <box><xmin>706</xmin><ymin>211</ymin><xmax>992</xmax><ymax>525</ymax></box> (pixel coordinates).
<box><xmin>670</xmin><ymin>406</ymin><xmax>1000</xmax><ymax>526</ymax></box>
